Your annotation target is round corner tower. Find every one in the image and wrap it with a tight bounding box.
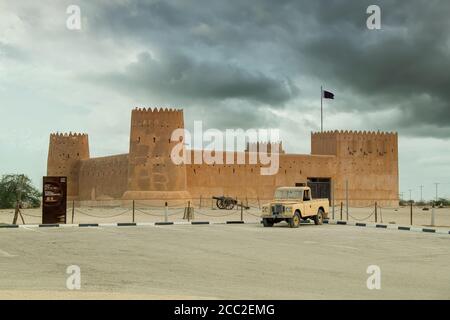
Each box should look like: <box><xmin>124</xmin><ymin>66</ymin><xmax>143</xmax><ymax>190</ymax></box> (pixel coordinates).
<box><xmin>47</xmin><ymin>132</ymin><xmax>90</xmax><ymax>200</ymax></box>
<box><xmin>122</xmin><ymin>107</ymin><xmax>191</xmax><ymax>200</ymax></box>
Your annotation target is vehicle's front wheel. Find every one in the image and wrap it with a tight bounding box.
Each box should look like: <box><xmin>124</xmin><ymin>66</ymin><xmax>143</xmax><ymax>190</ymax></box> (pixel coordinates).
<box><xmin>288</xmin><ymin>212</ymin><xmax>301</xmax><ymax>228</ymax></box>
<box><xmin>262</xmin><ymin>218</ymin><xmax>274</xmax><ymax>227</ymax></box>
<box><xmin>314</xmin><ymin>209</ymin><xmax>324</xmax><ymax>225</ymax></box>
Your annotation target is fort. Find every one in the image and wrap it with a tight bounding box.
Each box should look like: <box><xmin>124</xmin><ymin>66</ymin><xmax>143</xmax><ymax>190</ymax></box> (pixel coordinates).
<box><xmin>47</xmin><ymin>107</ymin><xmax>399</xmax><ymax>206</ymax></box>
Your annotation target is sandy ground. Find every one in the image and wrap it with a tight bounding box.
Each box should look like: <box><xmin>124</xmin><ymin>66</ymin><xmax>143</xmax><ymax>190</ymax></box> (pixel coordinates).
<box><xmin>0</xmin><ymin>223</ymin><xmax>449</xmax><ymax>299</ymax></box>
<box><xmin>1</xmin><ymin>203</ymin><xmax>449</xmax><ymax>230</ymax></box>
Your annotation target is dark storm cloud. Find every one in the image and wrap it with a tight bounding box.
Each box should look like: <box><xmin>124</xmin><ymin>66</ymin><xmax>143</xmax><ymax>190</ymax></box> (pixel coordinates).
<box><xmin>300</xmin><ymin>0</ymin><xmax>450</xmax><ymax>136</ymax></box>
<box><xmin>80</xmin><ymin>0</ymin><xmax>450</xmax><ymax>138</ymax></box>
<box><xmin>89</xmin><ymin>50</ymin><xmax>299</xmax><ymax>106</ymax></box>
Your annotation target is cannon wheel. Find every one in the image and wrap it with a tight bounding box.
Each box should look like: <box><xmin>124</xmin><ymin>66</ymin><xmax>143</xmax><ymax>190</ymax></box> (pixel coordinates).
<box><xmin>216</xmin><ymin>199</ymin><xmax>226</xmax><ymax>209</ymax></box>
<box><xmin>225</xmin><ymin>199</ymin><xmax>235</xmax><ymax>210</ymax></box>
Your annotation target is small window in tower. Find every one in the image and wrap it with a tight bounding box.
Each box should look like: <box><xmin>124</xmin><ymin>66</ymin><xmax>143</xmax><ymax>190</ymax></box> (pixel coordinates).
<box><xmin>153</xmin><ymin>137</ymin><xmax>156</xmax><ymax>143</ymax></box>
<box><xmin>138</xmin><ymin>137</ymin><xmax>140</xmax><ymax>143</ymax></box>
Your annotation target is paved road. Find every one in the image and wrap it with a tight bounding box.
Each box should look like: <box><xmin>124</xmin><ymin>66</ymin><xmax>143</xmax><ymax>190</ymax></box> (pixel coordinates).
<box><xmin>0</xmin><ymin>223</ymin><xmax>449</xmax><ymax>299</ymax></box>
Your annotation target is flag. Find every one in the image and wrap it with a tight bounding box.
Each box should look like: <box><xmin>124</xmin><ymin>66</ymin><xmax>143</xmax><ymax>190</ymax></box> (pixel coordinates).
<box><xmin>323</xmin><ymin>90</ymin><xmax>334</xmax><ymax>99</ymax></box>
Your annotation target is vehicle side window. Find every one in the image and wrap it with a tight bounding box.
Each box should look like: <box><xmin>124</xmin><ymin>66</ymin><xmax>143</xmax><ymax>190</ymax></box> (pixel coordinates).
<box><xmin>303</xmin><ymin>190</ymin><xmax>310</xmax><ymax>201</ymax></box>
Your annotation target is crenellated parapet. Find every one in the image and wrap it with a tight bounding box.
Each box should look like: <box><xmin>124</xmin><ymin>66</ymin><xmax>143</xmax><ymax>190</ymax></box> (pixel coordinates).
<box><xmin>131</xmin><ymin>107</ymin><xmax>184</xmax><ymax>129</ymax></box>
<box><xmin>311</xmin><ymin>130</ymin><xmax>397</xmax><ymax>138</ymax></box>
<box><xmin>311</xmin><ymin>130</ymin><xmax>398</xmax><ymax>158</ymax></box>
<box><xmin>50</xmin><ymin>132</ymin><xmax>89</xmax><ymax>138</ymax></box>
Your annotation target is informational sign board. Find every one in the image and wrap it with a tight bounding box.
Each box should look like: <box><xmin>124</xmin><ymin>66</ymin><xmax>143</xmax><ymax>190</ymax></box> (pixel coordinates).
<box><xmin>42</xmin><ymin>176</ymin><xmax>67</xmax><ymax>224</ymax></box>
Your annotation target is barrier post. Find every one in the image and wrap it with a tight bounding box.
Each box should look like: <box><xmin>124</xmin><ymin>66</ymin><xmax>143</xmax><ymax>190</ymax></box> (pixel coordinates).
<box><xmin>340</xmin><ymin>202</ymin><xmax>343</xmax><ymax>220</ymax></box>
<box><xmin>199</xmin><ymin>196</ymin><xmax>202</xmax><ymax>209</ymax></box>
<box><xmin>257</xmin><ymin>196</ymin><xmax>261</xmax><ymax>209</ymax></box>
<box><xmin>187</xmin><ymin>201</ymin><xmax>191</xmax><ymax>222</ymax></box>
<box><xmin>71</xmin><ymin>200</ymin><xmax>75</xmax><ymax>224</ymax></box>
<box><xmin>240</xmin><ymin>201</ymin><xmax>243</xmax><ymax>222</ymax></box>
<box><xmin>331</xmin><ymin>179</ymin><xmax>335</xmax><ymax>220</ymax></box>
<box><xmin>345</xmin><ymin>179</ymin><xmax>349</xmax><ymax>220</ymax></box>
<box><xmin>410</xmin><ymin>201</ymin><xmax>413</xmax><ymax>225</ymax></box>
<box><xmin>431</xmin><ymin>203</ymin><xmax>435</xmax><ymax>226</ymax></box>
<box><xmin>132</xmin><ymin>200</ymin><xmax>135</xmax><ymax>223</ymax></box>
<box><xmin>375</xmin><ymin>202</ymin><xmax>377</xmax><ymax>223</ymax></box>
<box><xmin>165</xmin><ymin>202</ymin><xmax>168</xmax><ymax>223</ymax></box>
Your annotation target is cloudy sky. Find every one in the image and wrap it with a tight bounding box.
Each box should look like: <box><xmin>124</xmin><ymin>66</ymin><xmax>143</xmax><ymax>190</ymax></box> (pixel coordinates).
<box><xmin>0</xmin><ymin>0</ymin><xmax>449</xmax><ymax>200</ymax></box>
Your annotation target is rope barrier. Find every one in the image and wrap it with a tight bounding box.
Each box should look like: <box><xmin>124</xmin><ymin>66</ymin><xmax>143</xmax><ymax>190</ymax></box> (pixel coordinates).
<box><xmin>194</xmin><ymin>207</ymin><xmax>239</xmax><ymax>217</ymax></box>
<box><xmin>20</xmin><ymin>212</ymin><xmax>42</xmax><ymax>218</ymax></box>
<box><xmin>246</xmin><ymin>211</ymin><xmax>263</xmax><ymax>218</ymax></box>
<box><xmin>75</xmin><ymin>208</ymin><xmax>131</xmax><ymax>218</ymax></box>
<box><xmin>348</xmin><ymin>210</ymin><xmax>375</xmax><ymax>221</ymax></box>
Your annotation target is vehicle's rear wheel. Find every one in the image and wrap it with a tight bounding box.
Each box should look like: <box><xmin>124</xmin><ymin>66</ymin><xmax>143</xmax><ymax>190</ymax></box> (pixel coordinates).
<box><xmin>314</xmin><ymin>209</ymin><xmax>324</xmax><ymax>225</ymax></box>
<box><xmin>288</xmin><ymin>212</ymin><xmax>301</xmax><ymax>228</ymax></box>
<box><xmin>262</xmin><ymin>218</ymin><xmax>274</xmax><ymax>227</ymax></box>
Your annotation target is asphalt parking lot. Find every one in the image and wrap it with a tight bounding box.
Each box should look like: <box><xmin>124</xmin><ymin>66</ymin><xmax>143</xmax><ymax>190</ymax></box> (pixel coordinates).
<box><xmin>0</xmin><ymin>223</ymin><xmax>449</xmax><ymax>299</ymax></box>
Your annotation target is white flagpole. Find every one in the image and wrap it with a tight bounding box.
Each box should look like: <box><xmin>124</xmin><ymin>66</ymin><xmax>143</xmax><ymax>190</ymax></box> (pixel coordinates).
<box><xmin>321</xmin><ymin>86</ymin><xmax>323</xmax><ymax>132</ymax></box>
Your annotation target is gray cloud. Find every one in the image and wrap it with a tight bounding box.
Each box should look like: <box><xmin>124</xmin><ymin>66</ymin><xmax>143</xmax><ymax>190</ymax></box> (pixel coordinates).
<box><xmin>0</xmin><ymin>41</ymin><xmax>27</xmax><ymax>60</ymax></box>
<box><xmin>298</xmin><ymin>0</ymin><xmax>450</xmax><ymax>137</ymax></box>
<box><xmin>86</xmin><ymin>50</ymin><xmax>299</xmax><ymax>106</ymax></box>
<box><xmin>75</xmin><ymin>0</ymin><xmax>450</xmax><ymax>138</ymax></box>
<box><xmin>2</xmin><ymin>0</ymin><xmax>450</xmax><ymax>198</ymax></box>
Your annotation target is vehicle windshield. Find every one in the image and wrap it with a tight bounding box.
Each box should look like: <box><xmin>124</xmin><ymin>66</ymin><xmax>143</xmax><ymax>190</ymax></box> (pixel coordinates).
<box><xmin>274</xmin><ymin>189</ymin><xmax>302</xmax><ymax>200</ymax></box>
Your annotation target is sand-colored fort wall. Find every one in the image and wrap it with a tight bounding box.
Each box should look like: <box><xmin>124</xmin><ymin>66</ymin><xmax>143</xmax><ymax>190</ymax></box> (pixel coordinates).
<box><xmin>47</xmin><ymin>109</ymin><xmax>399</xmax><ymax>206</ymax></box>
<box><xmin>122</xmin><ymin>108</ymin><xmax>190</xmax><ymax>200</ymax></box>
<box><xmin>47</xmin><ymin>133</ymin><xmax>89</xmax><ymax>200</ymax></box>
<box><xmin>78</xmin><ymin>154</ymin><xmax>129</xmax><ymax>201</ymax></box>
<box><xmin>312</xmin><ymin>130</ymin><xmax>398</xmax><ymax>206</ymax></box>
<box><xmin>186</xmin><ymin>151</ymin><xmax>336</xmax><ymax>200</ymax></box>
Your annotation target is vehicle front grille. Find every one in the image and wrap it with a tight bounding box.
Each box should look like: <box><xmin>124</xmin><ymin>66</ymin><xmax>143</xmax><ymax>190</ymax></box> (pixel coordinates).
<box><xmin>271</xmin><ymin>204</ymin><xmax>284</xmax><ymax>215</ymax></box>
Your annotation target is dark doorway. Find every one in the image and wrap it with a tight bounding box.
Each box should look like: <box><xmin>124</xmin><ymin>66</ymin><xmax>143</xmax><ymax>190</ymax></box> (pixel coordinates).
<box><xmin>307</xmin><ymin>177</ymin><xmax>331</xmax><ymax>204</ymax></box>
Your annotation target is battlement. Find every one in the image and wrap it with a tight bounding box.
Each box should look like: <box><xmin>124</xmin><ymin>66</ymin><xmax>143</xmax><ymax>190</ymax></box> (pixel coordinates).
<box><xmin>131</xmin><ymin>107</ymin><xmax>184</xmax><ymax>127</ymax></box>
<box><xmin>132</xmin><ymin>107</ymin><xmax>183</xmax><ymax>113</ymax></box>
<box><xmin>311</xmin><ymin>130</ymin><xmax>397</xmax><ymax>137</ymax></box>
<box><xmin>311</xmin><ymin>130</ymin><xmax>398</xmax><ymax>157</ymax></box>
<box><xmin>50</xmin><ymin>132</ymin><xmax>88</xmax><ymax>138</ymax></box>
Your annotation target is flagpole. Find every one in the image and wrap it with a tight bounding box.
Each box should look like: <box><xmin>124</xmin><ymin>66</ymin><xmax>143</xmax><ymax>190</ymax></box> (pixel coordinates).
<box><xmin>320</xmin><ymin>86</ymin><xmax>323</xmax><ymax>133</ymax></box>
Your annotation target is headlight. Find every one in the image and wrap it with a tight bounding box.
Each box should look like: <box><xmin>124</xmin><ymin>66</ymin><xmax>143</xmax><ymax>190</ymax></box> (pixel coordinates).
<box><xmin>285</xmin><ymin>206</ymin><xmax>293</xmax><ymax>213</ymax></box>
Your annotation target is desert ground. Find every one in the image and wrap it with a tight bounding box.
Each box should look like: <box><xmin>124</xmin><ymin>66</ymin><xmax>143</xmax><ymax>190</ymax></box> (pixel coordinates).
<box><xmin>1</xmin><ymin>201</ymin><xmax>449</xmax><ymax>230</ymax></box>
<box><xmin>0</xmin><ymin>223</ymin><xmax>449</xmax><ymax>299</ymax></box>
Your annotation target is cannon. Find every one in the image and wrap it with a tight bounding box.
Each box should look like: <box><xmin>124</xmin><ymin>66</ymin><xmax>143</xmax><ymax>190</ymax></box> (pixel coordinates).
<box><xmin>212</xmin><ymin>196</ymin><xmax>250</xmax><ymax>210</ymax></box>
<box><xmin>212</xmin><ymin>196</ymin><xmax>237</xmax><ymax>210</ymax></box>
